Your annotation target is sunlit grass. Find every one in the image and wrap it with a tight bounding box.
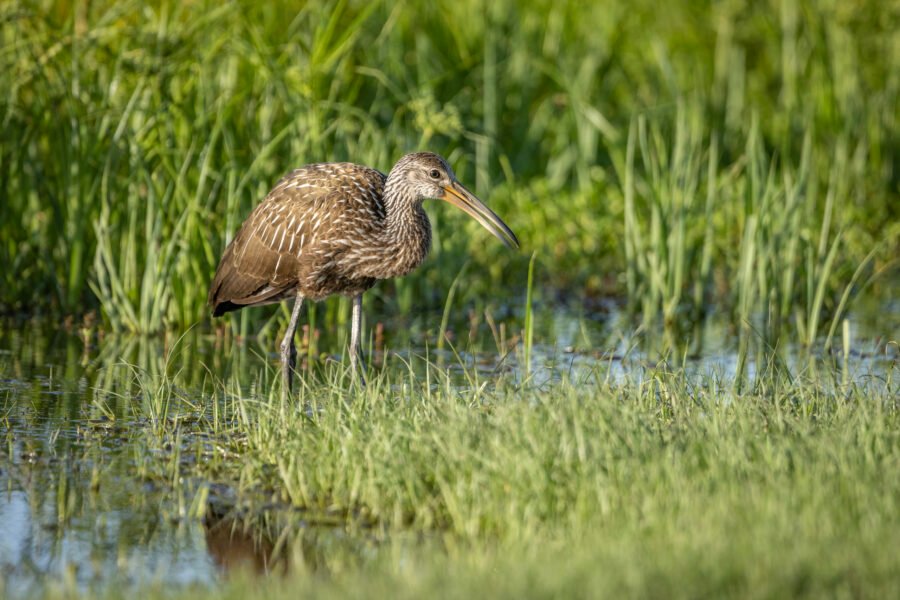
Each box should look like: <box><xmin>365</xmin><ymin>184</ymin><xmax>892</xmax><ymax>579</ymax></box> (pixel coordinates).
<box><xmin>2</xmin><ymin>0</ymin><xmax>899</xmax><ymax>596</ymax></box>
<box><xmin>6</xmin><ymin>340</ymin><xmax>898</xmax><ymax>598</ymax></box>
<box><xmin>1</xmin><ymin>0</ymin><xmax>897</xmax><ymax>337</ymax></box>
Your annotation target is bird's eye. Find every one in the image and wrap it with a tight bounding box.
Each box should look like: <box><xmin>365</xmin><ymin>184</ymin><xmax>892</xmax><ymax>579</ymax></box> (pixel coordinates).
<box><xmin>429</xmin><ymin>169</ymin><xmax>441</xmax><ymax>179</ymax></box>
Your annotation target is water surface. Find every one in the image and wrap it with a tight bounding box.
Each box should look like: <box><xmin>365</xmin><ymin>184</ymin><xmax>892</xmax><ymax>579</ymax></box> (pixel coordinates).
<box><xmin>1</xmin><ymin>299</ymin><xmax>897</xmax><ymax>596</ymax></box>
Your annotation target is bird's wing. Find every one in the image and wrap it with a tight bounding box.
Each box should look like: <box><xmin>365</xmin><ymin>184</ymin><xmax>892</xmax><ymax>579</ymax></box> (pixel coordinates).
<box><xmin>207</xmin><ymin>164</ymin><xmax>386</xmax><ymax>314</ymax></box>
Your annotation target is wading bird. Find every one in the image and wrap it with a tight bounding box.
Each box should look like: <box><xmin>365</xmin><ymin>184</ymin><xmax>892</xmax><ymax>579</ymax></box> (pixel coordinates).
<box><xmin>208</xmin><ymin>152</ymin><xmax>519</xmax><ymax>391</ymax></box>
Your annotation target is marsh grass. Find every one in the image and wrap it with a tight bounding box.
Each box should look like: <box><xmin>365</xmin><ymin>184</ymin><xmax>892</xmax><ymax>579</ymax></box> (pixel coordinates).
<box><xmin>6</xmin><ymin>336</ymin><xmax>897</xmax><ymax>598</ymax></box>
<box><xmin>1</xmin><ymin>0</ymin><xmax>897</xmax><ymax>338</ymax></box>
<box><xmin>2</xmin><ymin>1</ymin><xmax>899</xmax><ymax>595</ymax></box>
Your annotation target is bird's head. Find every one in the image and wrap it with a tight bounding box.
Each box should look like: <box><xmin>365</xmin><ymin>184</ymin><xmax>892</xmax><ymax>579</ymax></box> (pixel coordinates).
<box><xmin>391</xmin><ymin>152</ymin><xmax>519</xmax><ymax>249</ymax></box>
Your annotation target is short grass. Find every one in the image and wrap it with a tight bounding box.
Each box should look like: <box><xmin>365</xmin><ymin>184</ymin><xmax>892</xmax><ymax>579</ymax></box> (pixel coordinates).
<box><xmin>12</xmin><ymin>350</ymin><xmax>900</xmax><ymax>598</ymax></box>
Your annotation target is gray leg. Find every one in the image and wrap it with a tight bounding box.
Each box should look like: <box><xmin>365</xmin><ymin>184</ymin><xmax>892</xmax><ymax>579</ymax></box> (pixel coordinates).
<box><xmin>350</xmin><ymin>293</ymin><xmax>367</xmax><ymax>386</ymax></box>
<box><xmin>280</xmin><ymin>293</ymin><xmax>304</xmax><ymax>394</ymax></box>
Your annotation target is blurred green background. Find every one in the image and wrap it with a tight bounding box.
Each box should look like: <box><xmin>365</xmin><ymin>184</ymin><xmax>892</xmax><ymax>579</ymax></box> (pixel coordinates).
<box><xmin>1</xmin><ymin>0</ymin><xmax>896</xmax><ymax>335</ymax></box>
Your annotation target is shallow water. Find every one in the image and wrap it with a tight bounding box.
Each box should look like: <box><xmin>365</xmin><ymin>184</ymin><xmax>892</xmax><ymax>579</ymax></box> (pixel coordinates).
<box><xmin>1</xmin><ymin>298</ymin><xmax>897</xmax><ymax>597</ymax></box>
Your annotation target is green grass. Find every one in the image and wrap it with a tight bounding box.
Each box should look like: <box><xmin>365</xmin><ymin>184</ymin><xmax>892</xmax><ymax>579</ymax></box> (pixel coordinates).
<box><xmin>5</xmin><ymin>339</ymin><xmax>898</xmax><ymax>598</ymax></box>
<box><xmin>1</xmin><ymin>0</ymin><xmax>897</xmax><ymax>336</ymax></box>
<box><xmin>2</xmin><ymin>0</ymin><xmax>899</xmax><ymax>596</ymax></box>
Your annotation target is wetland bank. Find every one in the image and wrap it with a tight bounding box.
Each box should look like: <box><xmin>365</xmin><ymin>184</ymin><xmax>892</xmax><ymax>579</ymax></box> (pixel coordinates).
<box><xmin>2</xmin><ymin>0</ymin><xmax>899</xmax><ymax>597</ymax></box>
<box><xmin>2</xmin><ymin>300</ymin><xmax>898</xmax><ymax>597</ymax></box>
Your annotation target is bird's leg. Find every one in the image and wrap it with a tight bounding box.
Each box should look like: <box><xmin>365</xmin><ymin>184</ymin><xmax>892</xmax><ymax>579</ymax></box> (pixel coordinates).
<box><xmin>280</xmin><ymin>293</ymin><xmax>304</xmax><ymax>395</ymax></box>
<box><xmin>349</xmin><ymin>293</ymin><xmax>367</xmax><ymax>387</ymax></box>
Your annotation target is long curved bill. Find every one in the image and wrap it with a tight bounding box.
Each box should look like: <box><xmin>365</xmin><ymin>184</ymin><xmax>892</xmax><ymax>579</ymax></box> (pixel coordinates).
<box><xmin>441</xmin><ymin>181</ymin><xmax>520</xmax><ymax>249</ymax></box>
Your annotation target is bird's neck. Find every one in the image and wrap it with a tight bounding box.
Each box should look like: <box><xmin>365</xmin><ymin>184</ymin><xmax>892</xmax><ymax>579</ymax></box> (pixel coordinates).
<box><xmin>373</xmin><ymin>179</ymin><xmax>432</xmax><ymax>278</ymax></box>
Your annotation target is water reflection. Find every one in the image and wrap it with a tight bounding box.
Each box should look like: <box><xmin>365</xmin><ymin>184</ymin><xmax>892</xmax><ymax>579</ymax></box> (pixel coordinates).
<box><xmin>0</xmin><ymin>297</ymin><xmax>896</xmax><ymax>596</ymax></box>
<box><xmin>0</xmin><ymin>485</ymin><xmax>216</xmax><ymax>596</ymax></box>
<box><xmin>204</xmin><ymin>513</ymin><xmax>287</xmax><ymax>576</ymax></box>
<box><xmin>202</xmin><ymin>508</ymin><xmax>392</xmax><ymax>579</ymax></box>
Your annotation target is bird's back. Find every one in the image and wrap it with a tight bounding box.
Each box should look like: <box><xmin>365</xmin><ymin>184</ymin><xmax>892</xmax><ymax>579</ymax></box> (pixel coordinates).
<box><xmin>208</xmin><ymin>163</ymin><xmax>388</xmax><ymax>316</ymax></box>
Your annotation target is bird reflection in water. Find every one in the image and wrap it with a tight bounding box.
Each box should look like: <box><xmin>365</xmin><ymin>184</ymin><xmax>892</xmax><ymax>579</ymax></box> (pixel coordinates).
<box><xmin>204</xmin><ymin>514</ymin><xmax>288</xmax><ymax>577</ymax></box>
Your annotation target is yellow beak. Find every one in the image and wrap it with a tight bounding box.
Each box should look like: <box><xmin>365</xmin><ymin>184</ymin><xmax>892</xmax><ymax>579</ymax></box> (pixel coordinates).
<box><xmin>441</xmin><ymin>181</ymin><xmax>520</xmax><ymax>249</ymax></box>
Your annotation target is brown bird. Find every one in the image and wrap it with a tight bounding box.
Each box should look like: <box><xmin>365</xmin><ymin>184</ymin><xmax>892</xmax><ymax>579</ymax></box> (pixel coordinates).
<box><xmin>208</xmin><ymin>152</ymin><xmax>519</xmax><ymax>391</ymax></box>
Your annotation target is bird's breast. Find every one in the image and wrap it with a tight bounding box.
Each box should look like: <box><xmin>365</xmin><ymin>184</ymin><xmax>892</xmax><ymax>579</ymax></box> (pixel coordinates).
<box><xmin>348</xmin><ymin>208</ymin><xmax>432</xmax><ymax>281</ymax></box>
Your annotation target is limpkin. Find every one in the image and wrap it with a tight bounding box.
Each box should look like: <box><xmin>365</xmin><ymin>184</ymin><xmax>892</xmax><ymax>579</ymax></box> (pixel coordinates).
<box><xmin>208</xmin><ymin>152</ymin><xmax>519</xmax><ymax>390</ymax></box>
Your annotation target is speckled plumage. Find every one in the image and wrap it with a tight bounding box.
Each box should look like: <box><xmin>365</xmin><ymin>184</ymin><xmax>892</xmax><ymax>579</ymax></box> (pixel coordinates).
<box><xmin>209</xmin><ymin>155</ymin><xmax>436</xmax><ymax>315</ymax></box>
<box><xmin>208</xmin><ymin>151</ymin><xmax>518</xmax><ymax>390</ymax></box>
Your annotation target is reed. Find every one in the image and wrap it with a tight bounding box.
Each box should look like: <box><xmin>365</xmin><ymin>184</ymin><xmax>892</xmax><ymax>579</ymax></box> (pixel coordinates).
<box><xmin>0</xmin><ymin>0</ymin><xmax>895</xmax><ymax>341</ymax></box>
